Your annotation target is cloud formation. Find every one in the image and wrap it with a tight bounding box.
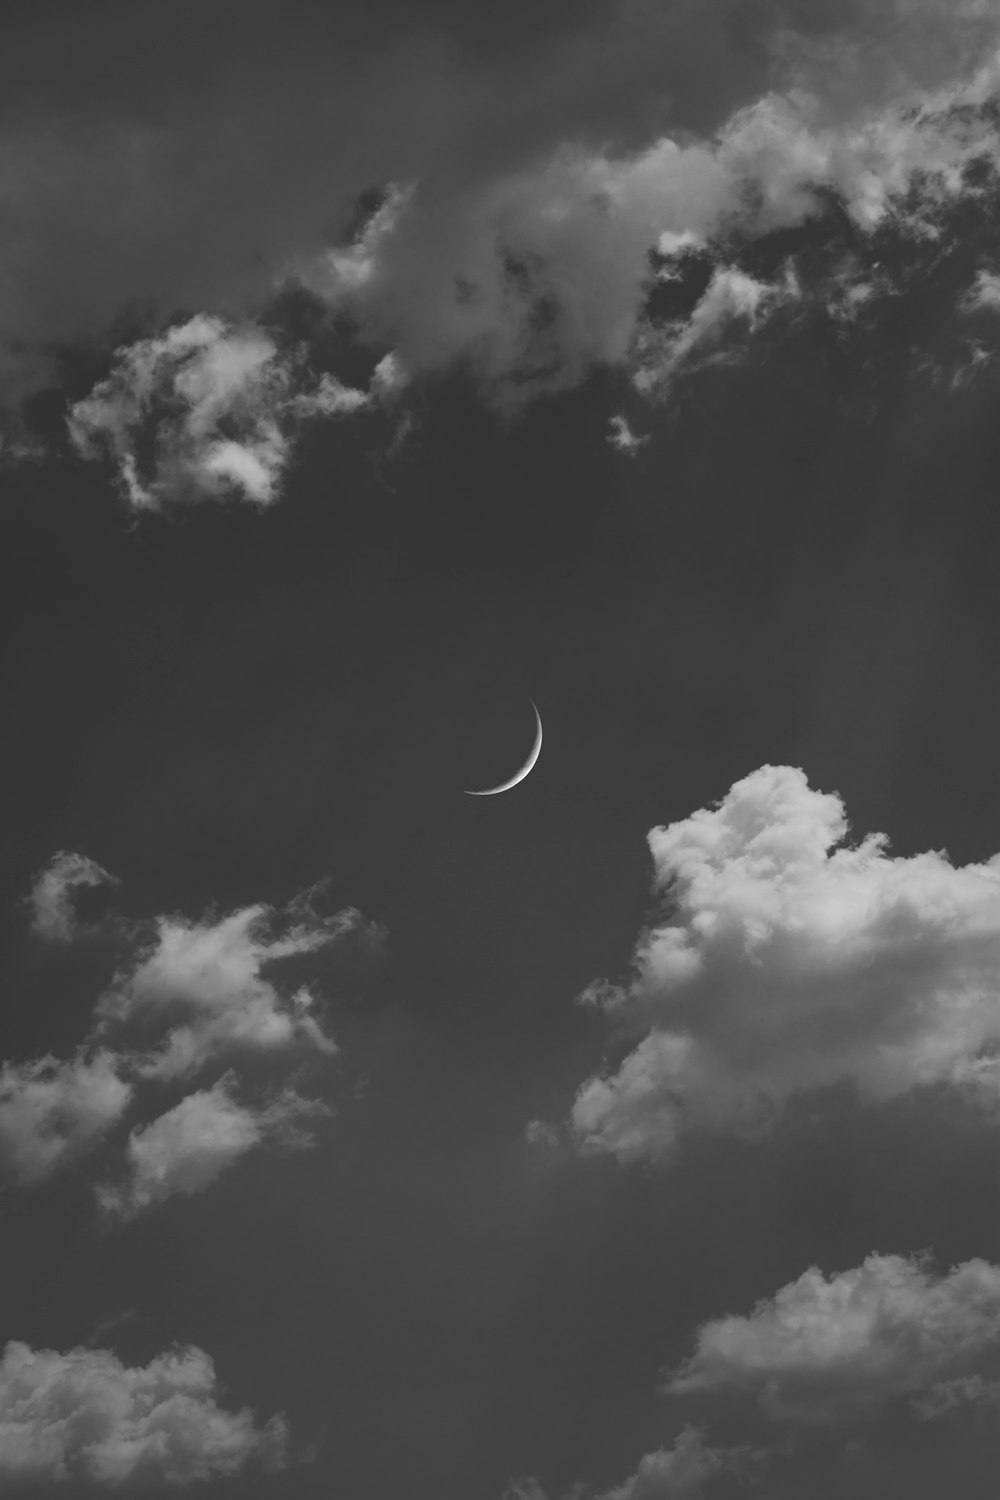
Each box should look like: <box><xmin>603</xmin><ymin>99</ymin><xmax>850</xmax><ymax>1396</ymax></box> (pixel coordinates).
<box><xmin>666</xmin><ymin>1253</ymin><xmax>1000</xmax><ymax>1425</ymax></box>
<box><xmin>0</xmin><ymin>1339</ymin><xmax>286</xmax><ymax>1484</ymax></box>
<box><xmin>0</xmin><ymin>1053</ymin><xmax>132</xmax><ymax>1185</ymax></box>
<box><xmin>68</xmin><ymin>315</ymin><xmax>372</xmax><ymax>508</ymax></box>
<box><xmin>5</xmin><ymin>858</ymin><xmax>376</xmax><ymax>1213</ymax></box>
<box><xmin>28</xmin><ymin>851</ymin><xmax>116</xmax><ymax>943</ymax></box>
<box><xmin>571</xmin><ymin>764</ymin><xmax>1000</xmax><ymax>1160</ymax></box>
<box><xmin>301</xmin><ymin>44</ymin><xmax>1000</xmax><ymax>407</ymax></box>
<box><xmin>98</xmin><ymin>1078</ymin><xmax>326</xmax><ymax>1221</ymax></box>
<box><xmin>96</xmin><ymin>899</ymin><xmax>360</xmax><ymax>1079</ymax></box>
<box><xmin>0</xmin><ymin>0</ymin><xmax>993</xmax><ymax>466</ymax></box>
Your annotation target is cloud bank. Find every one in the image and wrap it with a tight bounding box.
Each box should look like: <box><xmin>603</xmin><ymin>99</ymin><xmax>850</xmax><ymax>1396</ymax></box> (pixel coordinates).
<box><xmin>2</xmin><ymin>0</ymin><xmax>999</xmax><ymax>492</ymax></box>
<box><xmin>571</xmin><ymin>764</ymin><xmax>1000</xmax><ymax>1160</ymax></box>
<box><xmin>0</xmin><ymin>1339</ymin><xmax>285</xmax><ymax>1485</ymax></box>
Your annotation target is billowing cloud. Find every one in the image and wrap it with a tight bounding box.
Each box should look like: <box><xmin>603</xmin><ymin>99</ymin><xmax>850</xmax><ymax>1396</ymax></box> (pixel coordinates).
<box><xmin>97</xmin><ymin>1077</ymin><xmax>326</xmax><ymax>1221</ymax></box>
<box><xmin>27</xmin><ymin>850</ymin><xmax>116</xmax><ymax>943</ymax></box>
<box><xmin>0</xmin><ymin>1339</ymin><xmax>286</xmax><ymax>1484</ymax></box>
<box><xmin>571</xmin><ymin>764</ymin><xmax>1000</xmax><ymax>1161</ymax></box>
<box><xmin>96</xmin><ymin>899</ymin><xmax>364</xmax><ymax>1079</ymax></box>
<box><xmin>0</xmin><ymin>1052</ymin><xmax>132</xmax><ymax>1184</ymax></box>
<box><xmin>68</xmin><ymin>314</ymin><xmax>371</xmax><ymax>508</ymax></box>
<box><xmin>666</xmin><ymin>1254</ymin><xmax>1000</xmax><ymax>1425</ymax></box>
<box><xmin>299</xmin><ymin>52</ymin><xmax>1000</xmax><ymax>407</ymax></box>
<box><xmin>0</xmin><ymin>1</ymin><xmax>991</xmax><ymax>457</ymax></box>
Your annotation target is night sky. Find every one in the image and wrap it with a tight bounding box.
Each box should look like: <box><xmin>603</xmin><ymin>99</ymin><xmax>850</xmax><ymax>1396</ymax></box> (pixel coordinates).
<box><xmin>4</xmin><ymin>3</ymin><xmax>1000</xmax><ymax>1498</ymax></box>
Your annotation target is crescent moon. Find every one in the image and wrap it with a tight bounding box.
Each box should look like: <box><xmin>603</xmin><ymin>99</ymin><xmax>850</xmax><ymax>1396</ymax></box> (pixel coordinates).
<box><xmin>464</xmin><ymin>700</ymin><xmax>543</xmax><ymax>796</ymax></box>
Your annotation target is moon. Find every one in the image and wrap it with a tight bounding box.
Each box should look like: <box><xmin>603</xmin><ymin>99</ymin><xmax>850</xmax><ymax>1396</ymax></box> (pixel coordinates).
<box><xmin>464</xmin><ymin>700</ymin><xmax>543</xmax><ymax>796</ymax></box>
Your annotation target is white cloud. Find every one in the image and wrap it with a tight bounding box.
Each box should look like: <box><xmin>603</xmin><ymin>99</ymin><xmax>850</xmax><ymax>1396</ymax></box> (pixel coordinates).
<box><xmin>96</xmin><ymin>900</ymin><xmax>361</xmax><ymax>1079</ymax></box>
<box><xmin>299</xmin><ymin>52</ymin><xmax>1000</xmax><ymax>407</ymax></box>
<box><xmin>28</xmin><ymin>850</ymin><xmax>116</xmax><ymax>943</ymax></box>
<box><xmin>68</xmin><ymin>314</ymin><xmax>370</xmax><ymax>509</ymax></box>
<box><xmin>666</xmin><ymin>1254</ymin><xmax>1000</xmax><ymax>1425</ymax></box>
<box><xmin>0</xmin><ymin>1052</ymin><xmax>132</xmax><ymax>1184</ymax></box>
<box><xmin>98</xmin><ymin>1077</ymin><xmax>326</xmax><ymax>1221</ymax></box>
<box><xmin>571</xmin><ymin>764</ymin><xmax>1000</xmax><ymax>1161</ymax></box>
<box><xmin>0</xmin><ymin>1339</ymin><xmax>286</xmax><ymax>1484</ymax></box>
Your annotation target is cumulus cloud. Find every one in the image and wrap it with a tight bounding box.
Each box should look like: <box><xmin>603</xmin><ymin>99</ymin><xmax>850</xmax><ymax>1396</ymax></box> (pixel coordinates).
<box><xmin>571</xmin><ymin>764</ymin><xmax>1000</xmax><ymax>1161</ymax></box>
<box><xmin>97</xmin><ymin>1077</ymin><xmax>326</xmax><ymax>1221</ymax></box>
<box><xmin>0</xmin><ymin>1052</ymin><xmax>132</xmax><ymax>1185</ymax></box>
<box><xmin>27</xmin><ymin>850</ymin><xmax>116</xmax><ymax>942</ymax></box>
<box><xmin>0</xmin><ymin>1338</ymin><xmax>286</xmax><ymax>1484</ymax></box>
<box><xmin>68</xmin><ymin>314</ymin><xmax>372</xmax><ymax>508</ymax></box>
<box><xmin>96</xmin><ymin>899</ymin><xmax>365</xmax><ymax>1079</ymax></box>
<box><xmin>666</xmin><ymin>1254</ymin><xmax>1000</xmax><ymax>1425</ymax></box>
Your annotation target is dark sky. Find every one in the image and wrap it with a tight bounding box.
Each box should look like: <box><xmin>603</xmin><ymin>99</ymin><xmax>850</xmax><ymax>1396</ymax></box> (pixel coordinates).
<box><xmin>4</xmin><ymin>4</ymin><xmax>1000</xmax><ymax>1500</ymax></box>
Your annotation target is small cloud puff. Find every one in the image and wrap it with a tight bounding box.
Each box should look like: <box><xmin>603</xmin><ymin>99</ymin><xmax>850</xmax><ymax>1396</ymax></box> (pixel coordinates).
<box><xmin>665</xmin><ymin>1253</ymin><xmax>1000</xmax><ymax>1426</ymax></box>
<box><xmin>571</xmin><ymin>764</ymin><xmax>1000</xmax><ymax>1161</ymax></box>
<box><xmin>0</xmin><ymin>1339</ymin><xmax>286</xmax><ymax>1485</ymax></box>
<box><xmin>0</xmin><ymin>1052</ymin><xmax>132</xmax><ymax>1185</ymax></box>
<box><xmin>97</xmin><ymin>1077</ymin><xmax>327</xmax><ymax>1221</ymax></box>
<box><xmin>68</xmin><ymin>314</ymin><xmax>373</xmax><ymax>510</ymax></box>
<box><xmin>28</xmin><ymin>851</ymin><xmax>117</xmax><ymax>943</ymax></box>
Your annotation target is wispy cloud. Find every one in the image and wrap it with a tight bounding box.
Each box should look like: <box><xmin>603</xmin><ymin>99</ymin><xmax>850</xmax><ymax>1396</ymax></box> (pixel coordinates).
<box><xmin>97</xmin><ymin>1077</ymin><xmax>327</xmax><ymax>1221</ymax></box>
<box><xmin>27</xmin><ymin>851</ymin><xmax>117</xmax><ymax>943</ymax></box>
<box><xmin>502</xmin><ymin>1427</ymin><xmax>747</xmax><ymax>1500</ymax></box>
<box><xmin>96</xmin><ymin>899</ymin><xmax>361</xmax><ymax>1080</ymax></box>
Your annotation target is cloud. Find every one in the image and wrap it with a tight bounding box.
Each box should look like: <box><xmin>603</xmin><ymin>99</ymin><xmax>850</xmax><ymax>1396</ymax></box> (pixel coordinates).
<box><xmin>298</xmin><ymin>46</ymin><xmax>1000</xmax><ymax>408</ymax></box>
<box><xmin>570</xmin><ymin>764</ymin><xmax>1000</xmax><ymax>1161</ymax></box>
<box><xmin>503</xmin><ymin>1428</ymin><xmax>742</xmax><ymax>1500</ymax></box>
<box><xmin>911</xmin><ymin>1372</ymin><xmax>1000</xmax><ymax>1420</ymax></box>
<box><xmin>97</xmin><ymin>1077</ymin><xmax>326</xmax><ymax>1221</ymax></box>
<box><xmin>27</xmin><ymin>850</ymin><xmax>116</xmax><ymax>942</ymax></box>
<box><xmin>68</xmin><ymin>314</ymin><xmax>372</xmax><ymax>508</ymax></box>
<box><xmin>607</xmin><ymin>414</ymin><xmax>648</xmax><ymax>456</ymax></box>
<box><xmin>4</xmin><ymin>858</ymin><xmax>376</xmax><ymax>1213</ymax></box>
<box><xmin>0</xmin><ymin>0</ymin><xmax>986</xmax><ymax>452</ymax></box>
<box><xmin>0</xmin><ymin>1338</ymin><xmax>286</xmax><ymax>1484</ymax></box>
<box><xmin>602</xmin><ymin>1429</ymin><xmax>739</xmax><ymax>1500</ymax></box>
<box><xmin>0</xmin><ymin>1052</ymin><xmax>132</xmax><ymax>1184</ymax></box>
<box><xmin>665</xmin><ymin>1253</ymin><xmax>1000</xmax><ymax>1425</ymax></box>
<box><xmin>96</xmin><ymin>899</ymin><xmax>363</xmax><ymax>1079</ymax></box>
